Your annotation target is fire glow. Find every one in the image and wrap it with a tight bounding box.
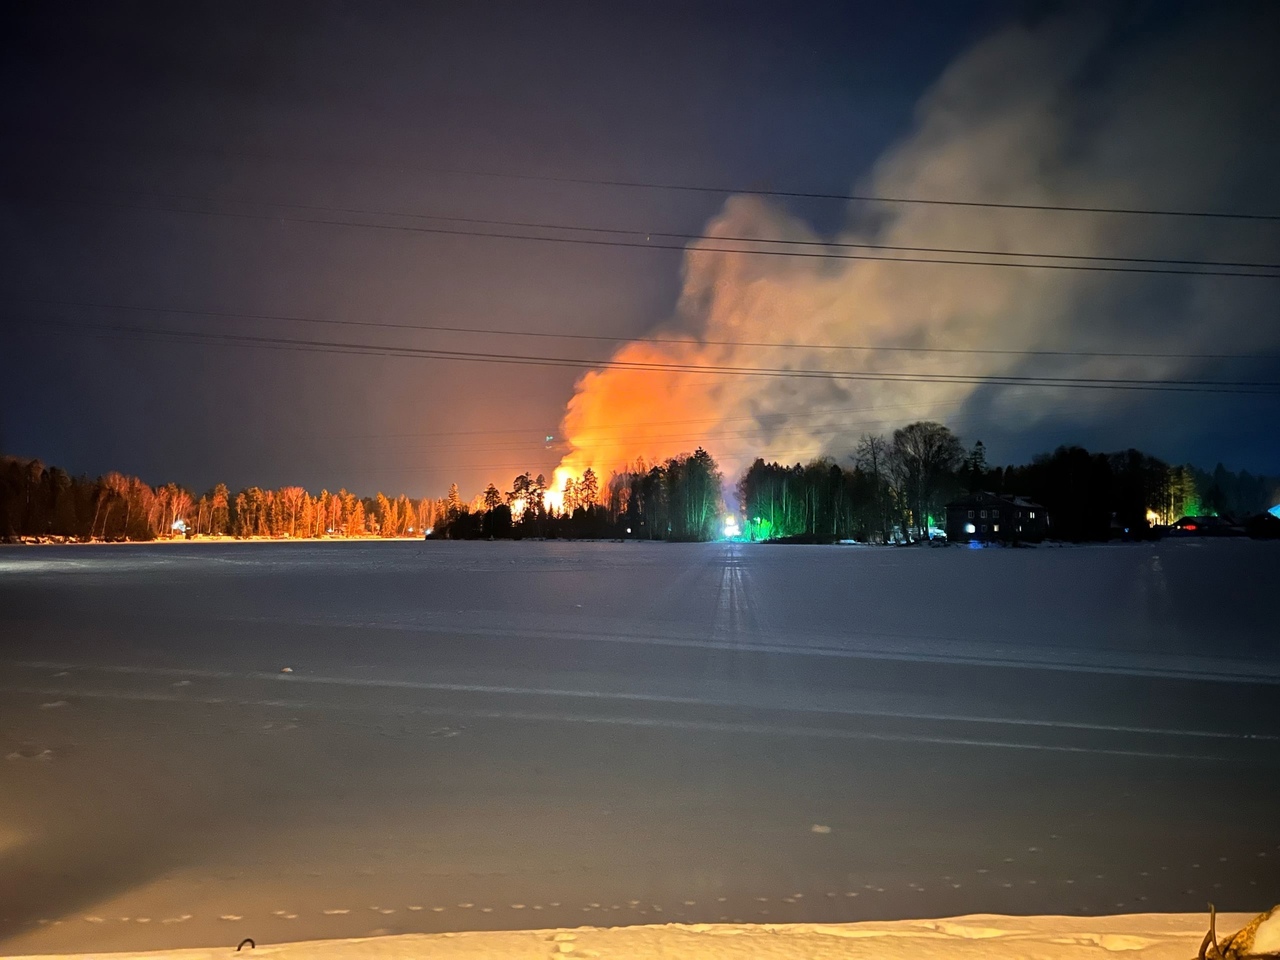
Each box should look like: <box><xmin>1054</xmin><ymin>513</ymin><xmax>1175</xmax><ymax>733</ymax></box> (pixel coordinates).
<box><xmin>537</xmin><ymin>16</ymin><xmax>1270</xmax><ymax>501</ymax></box>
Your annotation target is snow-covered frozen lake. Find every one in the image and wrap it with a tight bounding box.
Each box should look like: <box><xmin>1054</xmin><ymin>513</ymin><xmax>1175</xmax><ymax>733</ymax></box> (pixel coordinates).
<box><xmin>1</xmin><ymin>539</ymin><xmax>1277</xmax><ymax>953</ymax></box>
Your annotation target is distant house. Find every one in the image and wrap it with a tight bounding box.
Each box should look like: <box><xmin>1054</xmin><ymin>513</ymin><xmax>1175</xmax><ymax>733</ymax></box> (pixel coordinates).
<box><xmin>945</xmin><ymin>492</ymin><xmax>1048</xmax><ymax>543</ymax></box>
<box><xmin>1168</xmin><ymin>515</ymin><xmax>1241</xmax><ymax>536</ymax></box>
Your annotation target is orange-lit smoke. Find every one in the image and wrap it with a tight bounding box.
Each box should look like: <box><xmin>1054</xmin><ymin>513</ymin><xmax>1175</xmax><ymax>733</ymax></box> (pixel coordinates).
<box><xmin>550</xmin><ymin>339</ymin><xmax>724</xmax><ymax>501</ymax></box>
<box><xmin>551</xmin><ymin>13</ymin><xmax>1279</xmax><ymax>495</ymax></box>
<box><xmin>548</xmin><ymin>196</ymin><xmax>986</xmax><ymax>497</ymax></box>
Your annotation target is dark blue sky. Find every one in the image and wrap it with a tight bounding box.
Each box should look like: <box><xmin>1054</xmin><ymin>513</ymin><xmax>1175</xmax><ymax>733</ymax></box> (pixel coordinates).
<box><xmin>2</xmin><ymin>2</ymin><xmax>1277</xmax><ymax>497</ymax></box>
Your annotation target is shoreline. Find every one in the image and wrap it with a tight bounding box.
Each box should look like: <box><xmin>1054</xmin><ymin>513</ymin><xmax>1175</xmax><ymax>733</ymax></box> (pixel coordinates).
<box><xmin>0</xmin><ymin>535</ymin><xmax>428</xmax><ymax>547</ymax></box>
<box><xmin>3</xmin><ymin>535</ymin><xmax>1271</xmax><ymax>549</ymax></box>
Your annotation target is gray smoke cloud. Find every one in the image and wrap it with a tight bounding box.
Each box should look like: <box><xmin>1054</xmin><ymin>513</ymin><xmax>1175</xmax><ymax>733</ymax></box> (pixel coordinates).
<box><xmin>552</xmin><ymin>8</ymin><xmax>1280</xmax><ymax>490</ymax></box>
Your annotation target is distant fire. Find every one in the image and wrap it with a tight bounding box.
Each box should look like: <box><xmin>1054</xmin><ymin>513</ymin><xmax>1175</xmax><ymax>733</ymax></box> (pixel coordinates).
<box><xmin>541</xmin><ymin>191</ymin><xmax>1016</xmax><ymax>497</ymax></box>
<box><xmin>542</xmin><ymin>486</ymin><xmax>564</xmax><ymax>513</ymax></box>
<box><xmin>540</xmin><ymin>8</ymin><xmax>1271</xmax><ymax>499</ymax></box>
<box><xmin>548</xmin><ymin>339</ymin><xmax>728</xmax><ymax>504</ymax></box>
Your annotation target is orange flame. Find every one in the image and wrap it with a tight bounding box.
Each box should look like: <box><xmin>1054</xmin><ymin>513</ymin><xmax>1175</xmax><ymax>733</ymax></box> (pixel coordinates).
<box><xmin>548</xmin><ymin>338</ymin><xmax>729</xmax><ymax>504</ymax></box>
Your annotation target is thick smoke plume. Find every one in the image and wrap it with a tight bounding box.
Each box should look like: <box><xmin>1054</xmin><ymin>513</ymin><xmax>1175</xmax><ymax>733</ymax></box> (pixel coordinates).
<box><xmin>552</xmin><ymin>9</ymin><xmax>1280</xmax><ymax>497</ymax></box>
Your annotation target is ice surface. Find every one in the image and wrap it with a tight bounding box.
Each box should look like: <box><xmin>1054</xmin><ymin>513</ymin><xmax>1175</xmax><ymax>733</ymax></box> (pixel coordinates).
<box><xmin>1</xmin><ymin>539</ymin><xmax>1277</xmax><ymax>955</ymax></box>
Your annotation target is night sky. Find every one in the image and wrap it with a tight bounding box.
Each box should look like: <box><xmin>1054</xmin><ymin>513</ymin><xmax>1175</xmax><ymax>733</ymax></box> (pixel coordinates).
<box><xmin>3</xmin><ymin>2</ymin><xmax>1278</xmax><ymax>499</ymax></box>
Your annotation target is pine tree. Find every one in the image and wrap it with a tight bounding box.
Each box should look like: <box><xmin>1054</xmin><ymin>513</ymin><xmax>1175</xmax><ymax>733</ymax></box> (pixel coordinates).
<box><xmin>965</xmin><ymin>440</ymin><xmax>988</xmax><ymax>493</ymax></box>
<box><xmin>446</xmin><ymin>483</ymin><xmax>464</xmax><ymax>520</ymax></box>
<box><xmin>530</xmin><ymin>474</ymin><xmax>548</xmax><ymax>519</ymax></box>
<box><xmin>579</xmin><ymin>468</ymin><xmax>599</xmax><ymax>506</ymax></box>
<box><xmin>483</xmin><ymin>484</ymin><xmax>503</xmax><ymax>510</ymax></box>
<box><xmin>506</xmin><ymin>473</ymin><xmax>532</xmax><ymax>508</ymax></box>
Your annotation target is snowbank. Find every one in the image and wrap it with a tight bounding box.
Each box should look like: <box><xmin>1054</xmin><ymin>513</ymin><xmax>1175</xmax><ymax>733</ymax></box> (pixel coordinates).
<box><xmin>5</xmin><ymin>913</ymin><xmax>1261</xmax><ymax>960</ymax></box>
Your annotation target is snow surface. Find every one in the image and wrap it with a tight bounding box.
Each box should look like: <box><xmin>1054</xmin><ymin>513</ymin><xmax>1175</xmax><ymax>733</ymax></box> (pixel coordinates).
<box><xmin>2</xmin><ymin>913</ymin><xmax>1262</xmax><ymax>960</ymax></box>
<box><xmin>1254</xmin><ymin>909</ymin><xmax>1280</xmax><ymax>953</ymax></box>
<box><xmin>1</xmin><ymin>540</ymin><xmax>1278</xmax><ymax>956</ymax></box>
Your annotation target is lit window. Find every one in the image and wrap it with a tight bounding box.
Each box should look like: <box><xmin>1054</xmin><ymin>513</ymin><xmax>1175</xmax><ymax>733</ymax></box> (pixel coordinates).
<box><xmin>980</xmin><ymin>510</ymin><xmax>987</xmax><ymax>518</ymax></box>
<box><xmin>993</xmin><ymin>524</ymin><xmax>1000</xmax><ymax>532</ymax></box>
<box><xmin>1030</xmin><ymin>511</ymin><xmax>1036</xmax><ymax>519</ymax></box>
<box><xmin>964</xmin><ymin>523</ymin><xmax>976</xmax><ymax>534</ymax></box>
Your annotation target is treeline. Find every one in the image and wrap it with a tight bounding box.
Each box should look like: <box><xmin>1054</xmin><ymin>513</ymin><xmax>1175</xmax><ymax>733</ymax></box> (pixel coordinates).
<box><xmin>1189</xmin><ymin>463</ymin><xmax>1278</xmax><ymax>518</ymax></box>
<box><xmin>0</xmin><ymin>456</ymin><xmax>445</xmax><ymax>542</ymax></box>
<box><xmin>6</xmin><ymin>424</ymin><xmax>1276</xmax><ymax>545</ymax></box>
<box><xmin>738</xmin><ymin>422</ymin><xmax>1278</xmax><ymax>543</ymax></box>
<box><xmin>435</xmin><ymin>448</ymin><xmax>724</xmax><ymax>541</ymax></box>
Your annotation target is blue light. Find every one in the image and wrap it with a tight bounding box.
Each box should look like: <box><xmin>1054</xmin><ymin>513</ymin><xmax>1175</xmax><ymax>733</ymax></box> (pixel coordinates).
<box><xmin>1270</xmin><ymin>504</ymin><xmax>1280</xmax><ymax>520</ymax></box>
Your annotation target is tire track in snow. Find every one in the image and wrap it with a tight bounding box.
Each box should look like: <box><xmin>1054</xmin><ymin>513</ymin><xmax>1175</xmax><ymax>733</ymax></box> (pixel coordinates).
<box><xmin>207</xmin><ymin>613</ymin><xmax>1280</xmax><ymax>686</ymax></box>
<box><xmin>8</xmin><ymin>660</ymin><xmax>1277</xmax><ymax>744</ymax></box>
<box><xmin>2</xmin><ymin>681</ymin><xmax>1275</xmax><ymax>764</ymax></box>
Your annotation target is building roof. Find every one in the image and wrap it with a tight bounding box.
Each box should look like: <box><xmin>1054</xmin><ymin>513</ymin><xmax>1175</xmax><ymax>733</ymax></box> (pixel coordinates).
<box><xmin>946</xmin><ymin>492</ymin><xmax>1045</xmax><ymax>510</ymax></box>
<box><xmin>1172</xmin><ymin>515</ymin><xmax>1230</xmax><ymax>529</ymax></box>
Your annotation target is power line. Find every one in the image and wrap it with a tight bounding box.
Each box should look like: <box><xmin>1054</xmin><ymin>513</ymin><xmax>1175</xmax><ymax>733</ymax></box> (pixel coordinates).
<box><xmin>468</xmin><ymin>174</ymin><xmax>1280</xmax><ymax>223</ymax></box>
<box><xmin>13</xmin><ymin>128</ymin><xmax>1280</xmax><ymax>221</ymax></box>
<box><xmin>30</xmin><ymin>315</ymin><xmax>1280</xmax><ymax>395</ymax></box>
<box><xmin>290</xmin><ymin>410</ymin><xmax>973</xmax><ymax>456</ymax></box>
<box><xmin>34</xmin><ymin>187</ymin><xmax>1280</xmax><ymax>272</ymax></box>
<box><xmin>20</xmin><ymin>295</ymin><xmax>1280</xmax><ymax>363</ymax></box>
<box><xmin>309</xmin><ymin>396</ymin><xmax>975</xmax><ymax>443</ymax></box>
<box><xmin>270</xmin><ymin>409</ymin><xmax>1082</xmax><ymax>482</ymax></box>
<box><xmin>29</xmin><ymin>193</ymin><xmax>1280</xmax><ymax>279</ymax></box>
<box><xmin>285</xmin><ymin>419</ymin><xmax>999</xmax><ymax>476</ymax></box>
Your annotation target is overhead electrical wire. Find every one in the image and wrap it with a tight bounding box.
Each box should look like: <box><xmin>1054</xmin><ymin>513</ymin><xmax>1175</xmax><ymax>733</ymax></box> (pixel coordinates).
<box><xmin>28</xmin><ymin>188</ymin><xmax>1280</xmax><ymax>273</ymax></box>
<box><xmin>285</xmin><ymin>411</ymin><xmax>973</xmax><ymax>457</ymax></box>
<box><xmin>291</xmin><ymin>420</ymin><xmax>1005</xmax><ymax>475</ymax></box>
<box><xmin>305</xmin><ymin>396</ymin><xmax>977</xmax><ymax>443</ymax></box>
<box><xmin>459</xmin><ymin>173</ymin><xmax>1280</xmax><ymax>222</ymax></box>
<box><xmin>12</xmin><ymin>128</ymin><xmax>1280</xmax><ymax>221</ymax></box>
<box><xmin>30</xmin><ymin>316</ymin><xmax>1280</xmax><ymax>396</ymax></box>
<box><xmin>26</xmin><ymin>192</ymin><xmax>1280</xmax><ymax>279</ymax></box>
<box><xmin>17</xmin><ymin>296</ymin><xmax>1280</xmax><ymax>363</ymax></box>
<box><xmin>278</xmin><ymin>412</ymin><xmax>1055</xmax><ymax>480</ymax></box>
<box><xmin>11</xmin><ymin>132</ymin><xmax>1278</xmax><ymax>487</ymax></box>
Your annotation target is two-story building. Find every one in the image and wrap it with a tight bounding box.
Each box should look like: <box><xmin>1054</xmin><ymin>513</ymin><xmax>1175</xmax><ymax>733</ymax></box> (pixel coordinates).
<box><xmin>945</xmin><ymin>492</ymin><xmax>1048</xmax><ymax>543</ymax></box>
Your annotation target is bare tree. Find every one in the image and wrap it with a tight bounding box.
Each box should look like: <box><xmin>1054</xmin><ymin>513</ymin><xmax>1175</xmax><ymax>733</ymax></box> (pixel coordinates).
<box><xmin>855</xmin><ymin>434</ymin><xmax>892</xmax><ymax>541</ymax></box>
<box><xmin>889</xmin><ymin>422</ymin><xmax>964</xmax><ymax>540</ymax></box>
